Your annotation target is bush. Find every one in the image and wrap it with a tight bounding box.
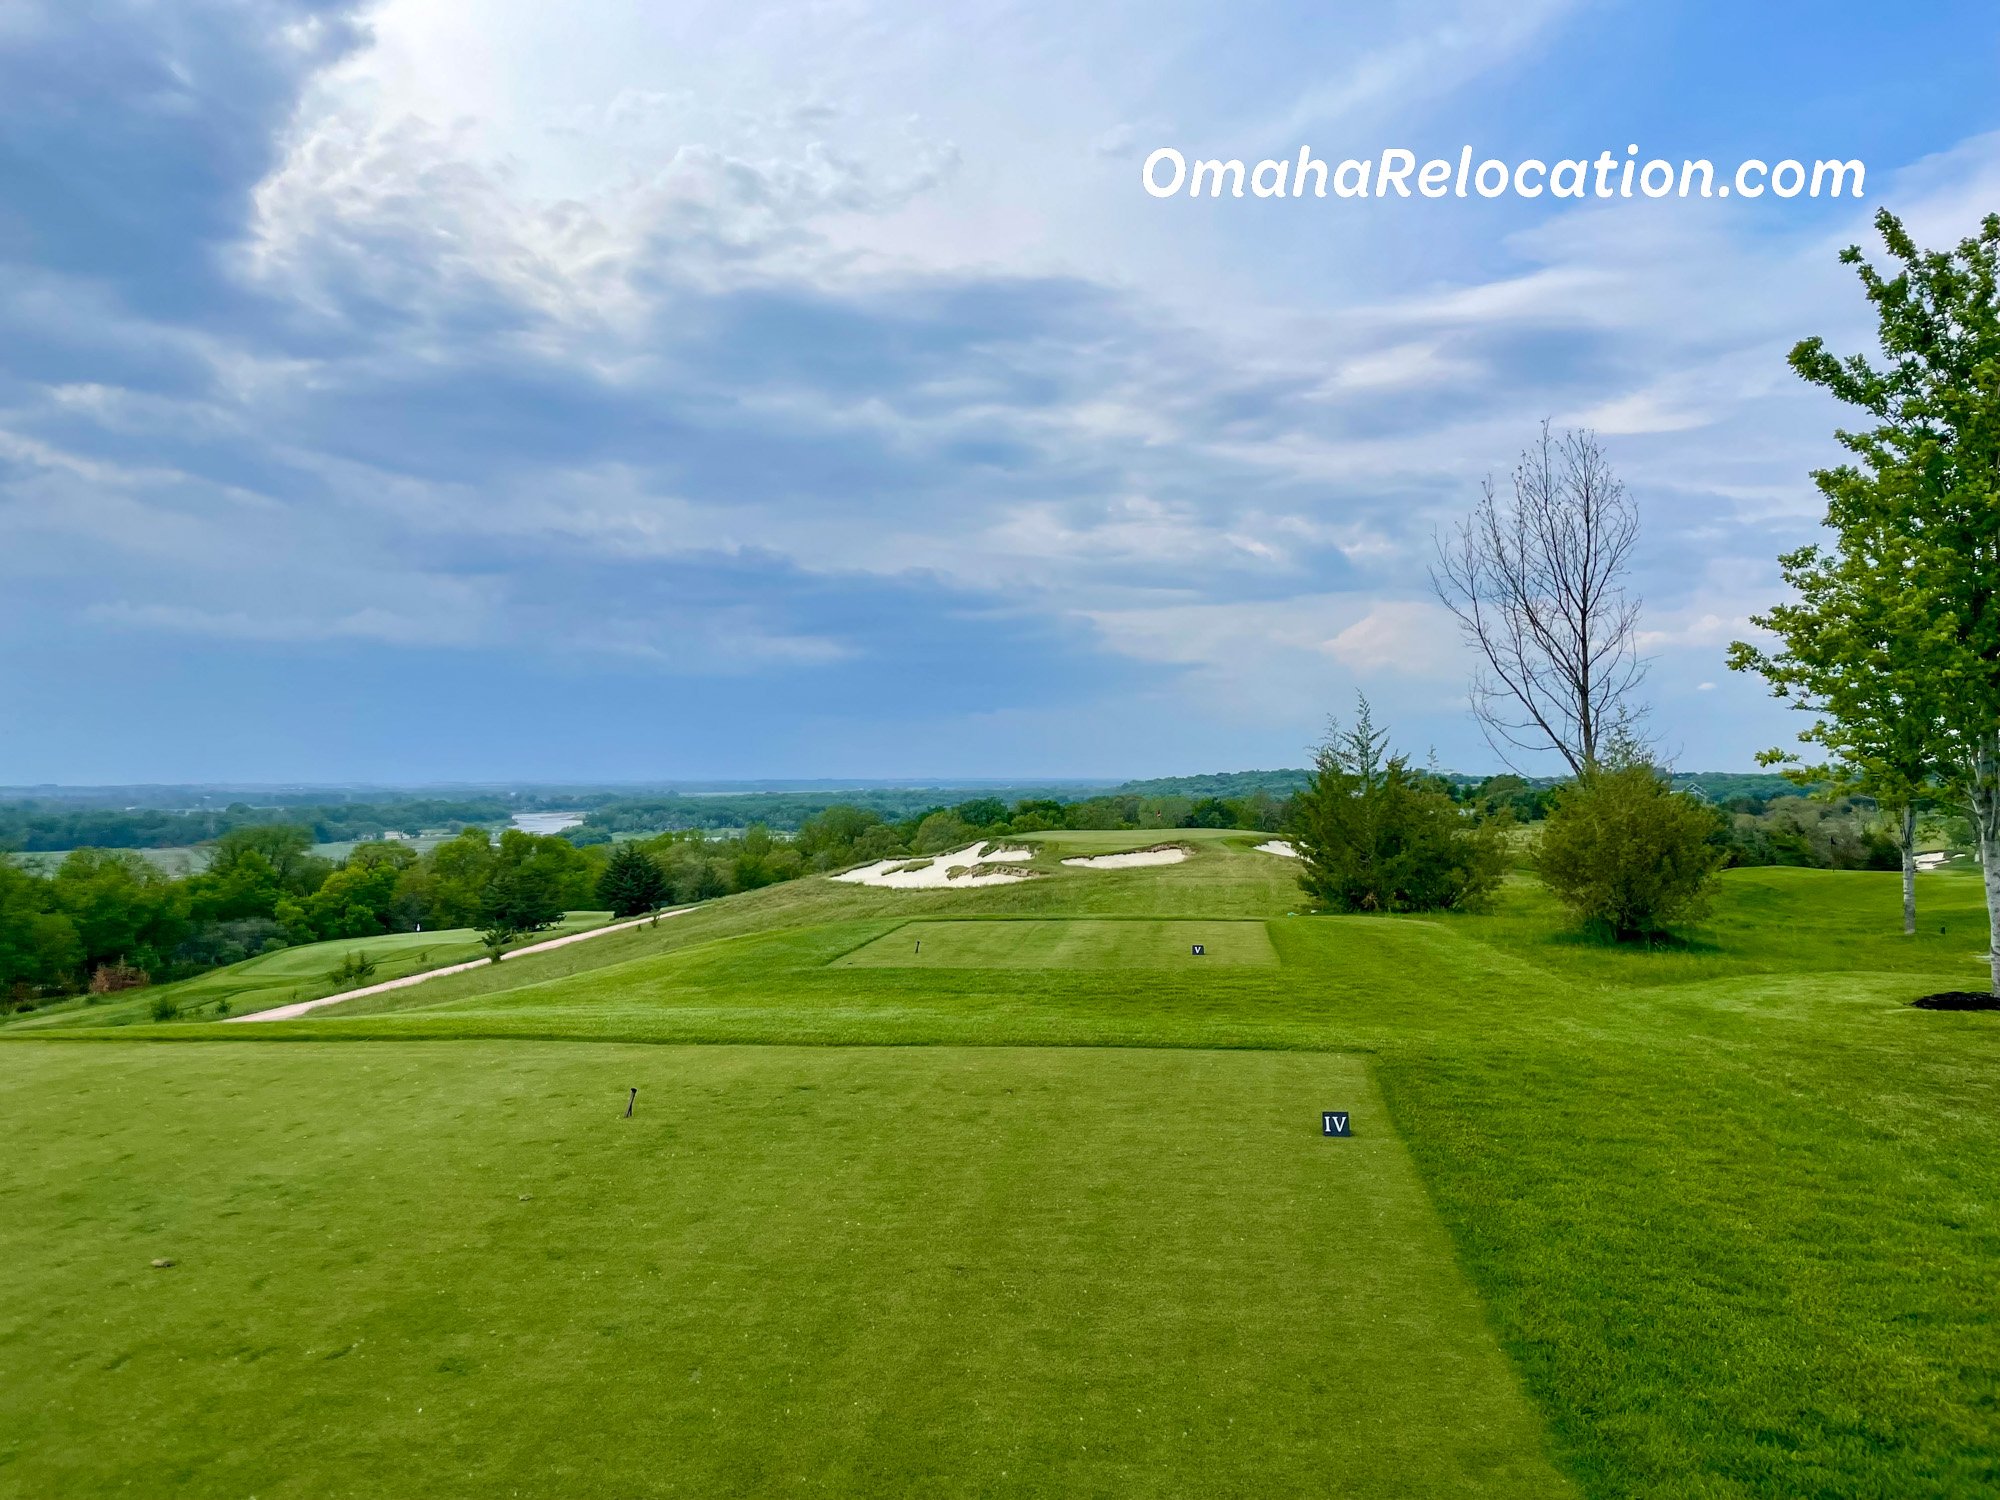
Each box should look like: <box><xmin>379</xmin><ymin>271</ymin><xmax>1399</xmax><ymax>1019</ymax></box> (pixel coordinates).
<box><xmin>89</xmin><ymin>962</ymin><xmax>150</xmax><ymax>995</ymax></box>
<box><xmin>1289</xmin><ymin>700</ymin><xmax>1504</xmax><ymax>914</ymax></box>
<box><xmin>479</xmin><ymin>925</ymin><xmax>516</xmax><ymax>965</ymax></box>
<box><xmin>325</xmin><ymin>951</ymin><xmax>380</xmax><ymax>988</ymax></box>
<box><xmin>148</xmin><ymin>993</ymin><xmax>179</xmax><ymax>1022</ymax></box>
<box><xmin>1538</xmin><ymin>764</ymin><xmax>1727</xmax><ymax>939</ymax></box>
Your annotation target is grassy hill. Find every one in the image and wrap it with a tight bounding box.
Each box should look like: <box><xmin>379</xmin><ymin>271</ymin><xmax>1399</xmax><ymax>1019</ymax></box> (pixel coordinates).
<box><xmin>2</xmin><ymin>835</ymin><xmax>1995</xmax><ymax>1496</ymax></box>
<box><xmin>8</xmin><ymin>912</ymin><xmax>614</xmax><ymax>1030</ymax></box>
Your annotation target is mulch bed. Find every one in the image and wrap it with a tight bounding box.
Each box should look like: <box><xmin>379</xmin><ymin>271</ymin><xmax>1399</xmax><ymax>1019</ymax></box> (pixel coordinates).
<box><xmin>1910</xmin><ymin>991</ymin><xmax>2000</xmax><ymax>1011</ymax></box>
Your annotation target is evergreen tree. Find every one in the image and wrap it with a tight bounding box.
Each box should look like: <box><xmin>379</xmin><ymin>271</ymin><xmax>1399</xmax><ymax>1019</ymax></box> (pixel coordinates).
<box><xmin>597</xmin><ymin>843</ymin><xmax>669</xmax><ymax>918</ymax></box>
<box><xmin>1289</xmin><ymin>698</ymin><xmax>1503</xmax><ymax>913</ymax></box>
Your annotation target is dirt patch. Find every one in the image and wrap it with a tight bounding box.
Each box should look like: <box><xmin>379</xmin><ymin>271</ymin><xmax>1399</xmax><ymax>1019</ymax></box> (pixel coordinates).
<box><xmin>1911</xmin><ymin>991</ymin><xmax>2000</xmax><ymax>1011</ymax></box>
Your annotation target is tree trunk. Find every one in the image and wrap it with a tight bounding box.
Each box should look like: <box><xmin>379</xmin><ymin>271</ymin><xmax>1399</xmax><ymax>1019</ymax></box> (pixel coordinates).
<box><xmin>1901</xmin><ymin>802</ymin><xmax>1917</xmax><ymax>937</ymax></box>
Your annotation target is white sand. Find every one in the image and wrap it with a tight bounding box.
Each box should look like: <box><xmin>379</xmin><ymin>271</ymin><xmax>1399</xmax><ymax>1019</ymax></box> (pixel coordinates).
<box><xmin>225</xmin><ymin>908</ymin><xmax>691</xmax><ymax>1023</ymax></box>
<box><xmin>832</xmin><ymin>842</ymin><xmax>1037</xmax><ymax>890</ymax></box>
<box><xmin>1256</xmin><ymin>840</ymin><xmax>1299</xmax><ymax>858</ymax></box>
<box><xmin>1059</xmin><ymin>845</ymin><xmax>1190</xmax><ymax>870</ymax></box>
<box><xmin>1914</xmin><ymin>851</ymin><xmax>1955</xmax><ymax>871</ymax></box>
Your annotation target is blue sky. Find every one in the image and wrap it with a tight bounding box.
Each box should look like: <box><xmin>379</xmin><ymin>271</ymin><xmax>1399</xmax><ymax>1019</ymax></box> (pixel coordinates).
<box><xmin>4</xmin><ymin>0</ymin><xmax>1999</xmax><ymax>784</ymax></box>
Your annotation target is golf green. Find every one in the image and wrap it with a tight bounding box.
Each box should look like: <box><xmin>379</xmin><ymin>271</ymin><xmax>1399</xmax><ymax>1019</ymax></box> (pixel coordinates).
<box><xmin>0</xmin><ymin>1041</ymin><xmax>1567</xmax><ymax>1498</ymax></box>
<box><xmin>833</xmin><ymin>918</ymin><xmax>1279</xmax><ymax>968</ymax></box>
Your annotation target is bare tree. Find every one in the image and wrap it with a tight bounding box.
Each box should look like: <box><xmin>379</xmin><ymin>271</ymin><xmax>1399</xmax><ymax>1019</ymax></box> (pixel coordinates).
<box><xmin>1430</xmin><ymin>423</ymin><xmax>1646</xmax><ymax>775</ymax></box>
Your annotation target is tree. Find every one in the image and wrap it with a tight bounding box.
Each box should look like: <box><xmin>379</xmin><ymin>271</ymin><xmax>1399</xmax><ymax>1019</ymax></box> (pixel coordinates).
<box><xmin>479</xmin><ymin>924</ymin><xmax>516</xmax><ymax>965</ymax></box>
<box><xmin>1288</xmin><ymin>698</ymin><xmax>1504</xmax><ymax>914</ymax></box>
<box><xmin>1727</xmin><ymin>502</ymin><xmax>1948</xmax><ymax>933</ymax></box>
<box><xmin>479</xmin><ymin>829</ymin><xmax>589</xmax><ymax>933</ymax></box>
<box><xmin>205</xmin><ymin>824</ymin><xmax>325</xmax><ymax>894</ymax></box>
<box><xmin>0</xmin><ymin>862</ymin><xmax>82</xmax><ymax>998</ymax></box>
<box><xmin>1537</xmin><ymin>763</ymin><xmax>1726</xmax><ymax>940</ymax></box>
<box><xmin>1764</xmin><ymin>210</ymin><xmax>2000</xmax><ymax>984</ymax></box>
<box><xmin>597</xmin><ymin>843</ymin><xmax>668</xmax><ymax>918</ymax></box>
<box><xmin>1432</xmin><ymin>423</ymin><xmax>1646</xmax><ymax>774</ymax></box>
<box><xmin>910</xmin><ymin>811</ymin><xmax>975</xmax><ymax>855</ymax></box>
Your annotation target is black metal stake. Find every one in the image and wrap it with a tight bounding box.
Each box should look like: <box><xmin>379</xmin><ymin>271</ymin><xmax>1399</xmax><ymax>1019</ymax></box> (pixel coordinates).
<box><xmin>624</xmin><ymin>1087</ymin><xmax>637</xmax><ymax>1118</ymax></box>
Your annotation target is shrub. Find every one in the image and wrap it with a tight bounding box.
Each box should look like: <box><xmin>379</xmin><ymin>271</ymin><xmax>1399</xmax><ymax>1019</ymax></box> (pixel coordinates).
<box><xmin>1289</xmin><ymin>700</ymin><xmax>1505</xmax><ymax>914</ymax></box>
<box><xmin>1538</xmin><ymin>764</ymin><xmax>1727</xmax><ymax>939</ymax></box>
<box><xmin>89</xmin><ymin>962</ymin><xmax>150</xmax><ymax>995</ymax></box>
<box><xmin>479</xmin><ymin>925</ymin><xmax>517</xmax><ymax>964</ymax></box>
<box><xmin>325</xmin><ymin>951</ymin><xmax>379</xmax><ymax>988</ymax></box>
<box><xmin>148</xmin><ymin>993</ymin><xmax>179</xmax><ymax>1022</ymax></box>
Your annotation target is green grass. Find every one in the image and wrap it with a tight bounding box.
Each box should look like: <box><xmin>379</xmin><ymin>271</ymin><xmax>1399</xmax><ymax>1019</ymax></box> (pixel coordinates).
<box><xmin>6</xmin><ymin>911</ymin><xmax>613</xmax><ymax>1031</ymax></box>
<box><xmin>0</xmin><ymin>1042</ymin><xmax>1566</xmax><ymax>1497</ymax></box>
<box><xmin>4</xmin><ymin>856</ymin><xmax>1998</xmax><ymax>1496</ymax></box>
<box><xmin>833</xmin><ymin>918</ymin><xmax>1278</xmax><ymax>968</ymax></box>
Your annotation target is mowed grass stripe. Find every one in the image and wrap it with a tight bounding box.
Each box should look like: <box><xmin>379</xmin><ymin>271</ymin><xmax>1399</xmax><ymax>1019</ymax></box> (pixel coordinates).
<box><xmin>0</xmin><ymin>1041</ymin><xmax>1569</xmax><ymax>1499</ymax></box>
<box><xmin>833</xmin><ymin>918</ymin><xmax>1279</xmax><ymax>968</ymax></box>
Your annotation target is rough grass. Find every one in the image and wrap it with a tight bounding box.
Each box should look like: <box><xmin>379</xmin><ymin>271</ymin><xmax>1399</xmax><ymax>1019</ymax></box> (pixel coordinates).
<box><xmin>5</xmin><ymin>855</ymin><xmax>1998</xmax><ymax>1497</ymax></box>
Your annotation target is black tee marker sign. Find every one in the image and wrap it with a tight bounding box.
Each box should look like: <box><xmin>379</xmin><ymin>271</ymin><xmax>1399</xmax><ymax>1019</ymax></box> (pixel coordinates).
<box><xmin>1321</xmin><ymin>1111</ymin><xmax>1352</xmax><ymax>1137</ymax></box>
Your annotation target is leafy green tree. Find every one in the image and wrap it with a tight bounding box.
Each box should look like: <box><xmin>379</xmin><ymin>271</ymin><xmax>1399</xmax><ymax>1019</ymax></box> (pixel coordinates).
<box><xmin>1756</xmin><ymin>209</ymin><xmax>2000</xmax><ymax>980</ymax></box>
<box><xmin>205</xmin><ymin>825</ymin><xmax>326</xmax><ymax>894</ymax></box>
<box><xmin>1289</xmin><ymin>699</ymin><xmax>1504</xmax><ymax>914</ymax></box>
<box><xmin>676</xmin><ymin>860</ymin><xmax>727</xmax><ymax>905</ymax></box>
<box><xmin>953</xmin><ymin>797</ymin><xmax>1009</xmax><ymax>828</ymax></box>
<box><xmin>476</xmin><ymin>830</ymin><xmax>583</xmax><ymax>933</ymax></box>
<box><xmin>1182</xmin><ymin>797</ymin><xmax>1235</xmax><ymax>829</ymax></box>
<box><xmin>1007</xmin><ymin>799</ymin><xmax>1067</xmax><ymax>832</ymax></box>
<box><xmin>51</xmin><ymin>849</ymin><xmax>189</xmax><ymax>976</ymax></box>
<box><xmin>302</xmin><ymin>843</ymin><xmax>414</xmax><ymax>940</ymax></box>
<box><xmin>1729</xmin><ymin>439</ymin><xmax>1949</xmax><ymax>933</ymax></box>
<box><xmin>425</xmin><ymin>827</ymin><xmax>498</xmax><ymax>928</ymax></box>
<box><xmin>1538</xmin><ymin>764</ymin><xmax>1726</xmax><ymax>940</ymax></box>
<box><xmin>796</xmin><ymin>805</ymin><xmax>888</xmax><ymax>868</ymax></box>
<box><xmin>597</xmin><ymin>843</ymin><xmax>669</xmax><ymax>917</ymax></box>
<box><xmin>910</xmin><ymin>811</ymin><xmax>976</xmax><ymax>855</ymax></box>
<box><xmin>0</xmin><ymin>862</ymin><xmax>82</xmax><ymax>998</ymax></box>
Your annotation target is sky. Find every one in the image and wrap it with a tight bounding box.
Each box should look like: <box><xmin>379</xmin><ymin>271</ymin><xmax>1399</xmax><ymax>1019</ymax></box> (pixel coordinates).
<box><xmin>3</xmin><ymin>0</ymin><xmax>1999</xmax><ymax>784</ymax></box>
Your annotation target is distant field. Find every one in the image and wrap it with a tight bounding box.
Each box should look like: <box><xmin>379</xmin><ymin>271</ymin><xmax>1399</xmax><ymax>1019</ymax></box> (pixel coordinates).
<box><xmin>8</xmin><ymin>844</ymin><xmax>207</xmax><ymax>875</ymax></box>
<box><xmin>7</xmin><ymin>836</ymin><xmax>451</xmax><ymax>874</ymax></box>
<box><xmin>835</xmin><ymin>918</ymin><xmax>1278</xmax><ymax>968</ymax></box>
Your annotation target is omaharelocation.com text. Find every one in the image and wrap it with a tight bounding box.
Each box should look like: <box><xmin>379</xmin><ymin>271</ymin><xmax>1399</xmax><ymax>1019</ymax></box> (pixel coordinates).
<box><xmin>1141</xmin><ymin>146</ymin><xmax>1865</xmax><ymax>201</ymax></box>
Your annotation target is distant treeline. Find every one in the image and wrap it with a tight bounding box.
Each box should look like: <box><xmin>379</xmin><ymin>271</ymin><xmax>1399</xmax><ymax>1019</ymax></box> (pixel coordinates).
<box><xmin>0</xmin><ymin>772</ymin><xmax>1816</xmax><ymax>853</ymax></box>
<box><xmin>0</xmin><ymin>798</ymin><xmax>518</xmax><ymax>852</ymax></box>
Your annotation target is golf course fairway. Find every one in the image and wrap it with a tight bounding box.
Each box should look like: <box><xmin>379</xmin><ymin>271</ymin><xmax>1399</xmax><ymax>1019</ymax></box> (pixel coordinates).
<box><xmin>4</xmin><ymin>833</ymin><xmax>1996</xmax><ymax>1496</ymax></box>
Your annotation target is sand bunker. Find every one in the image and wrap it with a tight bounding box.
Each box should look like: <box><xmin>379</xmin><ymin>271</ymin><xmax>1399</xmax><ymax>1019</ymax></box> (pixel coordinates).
<box><xmin>833</xmin><ymin>842</ymin><xmax>1036</xmax><ymax>890</ymax></box>
<box><xmin>1059</xmin><ymin>844</ymin><xmax>1191</xmax><ymax>870</ymax></box>
<box><xmin>1256</xmin><ymin>840</ymin><xmax>1299</xmax><ymax>858</ymax></box>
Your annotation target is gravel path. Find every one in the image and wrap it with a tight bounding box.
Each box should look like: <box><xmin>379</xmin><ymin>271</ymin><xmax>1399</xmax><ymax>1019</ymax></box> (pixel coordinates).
<box><xmin>223</xmin><ymin>909</ymin><xmax>692</xmax><ymax>1023</ymax></box>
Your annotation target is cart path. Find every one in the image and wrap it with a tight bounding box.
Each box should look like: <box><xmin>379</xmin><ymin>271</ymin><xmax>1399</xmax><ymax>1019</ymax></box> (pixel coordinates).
<box><xmin>223</xmin><ymin>909</ymin><xmax>693</xmax><ymax>1023</ymax></box>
